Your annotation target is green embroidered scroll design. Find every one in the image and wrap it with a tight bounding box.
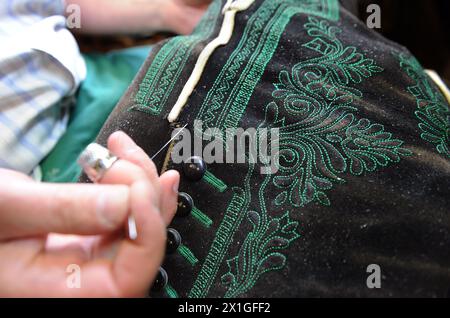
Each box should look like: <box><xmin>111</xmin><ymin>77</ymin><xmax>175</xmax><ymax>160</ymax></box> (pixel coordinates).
<box><xmin>131</xmin><ymin>0</ymin><xmax>222</xmax><ymax>115</ymax></box>
<box><xmin>221</xmin><ymin>177</ymin><xmax>301</xmax><ymax>298</ymax></box>
<box><xmin>396</xmin><ymin>53</ymin><xmax>450</xmax><ymax>157</ymax></box>
<box><xmin>196</xmin><ymin>0</ymin><xmax>339</xmax><ymax>134</ymax></box>
<box><xmin>269</xmin><ymin>17</ymin><xmax>412</xmax><ymax>208</ymax></box>
<box><xmin>220</xmin><ymin>17</ymin><xmax>411</xmax><ymax>297</ymax></box>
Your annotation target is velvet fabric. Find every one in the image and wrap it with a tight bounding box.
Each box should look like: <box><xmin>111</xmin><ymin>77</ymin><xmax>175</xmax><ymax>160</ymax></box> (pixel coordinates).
<box><xmin>86</xmin><ymin>0</ymin><xmax>450</xmax><ymax>297</ymax></box>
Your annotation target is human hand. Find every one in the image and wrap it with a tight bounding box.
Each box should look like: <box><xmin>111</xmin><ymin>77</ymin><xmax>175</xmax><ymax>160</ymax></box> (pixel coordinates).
<box><xmin>65</xmin><ymin>0</ymin><xmax>212</xmax><ymax>36</ymax></box>
<box><xmin>0</xmin><ymin>132</ymin><xmax>179</xmax><ymax>297</ymax></box>
<box><xmin>162</xmin><ymin>0</ymin><xmax>212</xmax><ymax>35</ymax></box>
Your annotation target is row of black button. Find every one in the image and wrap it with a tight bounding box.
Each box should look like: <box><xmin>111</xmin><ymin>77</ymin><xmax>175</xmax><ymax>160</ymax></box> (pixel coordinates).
<box><xmin>150</xmin><ymin>156</ymin><xmax>207</xmax><ymax>293</ymax></box>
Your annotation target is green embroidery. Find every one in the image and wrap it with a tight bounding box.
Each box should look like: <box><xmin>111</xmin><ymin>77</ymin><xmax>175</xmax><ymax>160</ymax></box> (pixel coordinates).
<box><xmin>131</xmin><ymin>0</ymin><xmax>222</xmax><ymax>115</ymax></box>
<box><xmin>221</xmin><ymin>177</ymin><xmax>301</xmax><ymax>297</ymax></box>
<box><xmin>189</xmin><ymin>165</ymin><xmax>254</xmax><ymax>298</ymax></box>
<box><xmin>220</xmin><ymin>17</ymin><xmax>411</xmax><ymax>297</ymax></box>
<box><xmin>178</xmin><ymin>244</ymin><xmax>199</xmax><ymax>266</ymax></box>
<box><xmin>164</xmin><ymin>284</ymin><xmax>179</xmax><ymax>298</ymax></box>
<box><xmin>396</xmin><ymin>53</ymin><xmax>450</xmax><ymax>157</ymax></box>
<box><xmin>268</xmin><ymin>17</ymin><xmax>411</xmax><ymax>208</ymax></box>
<box><xmin>197</xmin><ymin>0</ymin><xmax>340</xmax><ymax>135</ymax></box>
<box><xmin>192</xmin><ymin>206</ymin><xmax>213</xmax><ymax>228</ymax></box>
<box><xmin>203</xmin><ymin>171</ymin><xmax>228</xmax><ymax>192</ymax></box>
<box><xmin>190</xmin><ymin>0</ymin><xmax>340</xmax><ymax>299</ymax></box>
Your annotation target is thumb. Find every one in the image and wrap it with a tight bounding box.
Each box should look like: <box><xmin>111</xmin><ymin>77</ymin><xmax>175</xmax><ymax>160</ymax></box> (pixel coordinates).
<box><xmin>0</xmin><ymin>180</ymin><xmax>130</xmax><ymax>239</ymax></box>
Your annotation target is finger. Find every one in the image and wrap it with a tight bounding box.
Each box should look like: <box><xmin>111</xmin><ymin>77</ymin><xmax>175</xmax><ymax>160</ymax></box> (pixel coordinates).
<box><xmin>50</xmin><ymin>181</ymin><xmax>166</xmax><ymax>297</ymax></box>
<box><xmin>107</xmin><ymin>131</ymin><xmax>158</xmax><ymax>182</ymax></box>
<box><xmin>159</xmin><ymin>170</ymin><xmax>180</xmax><ymax>226</ymax></box>
<box><xmin>0</xmin><ymin>181</ymin><xmax>130</xmax><ymax>239</ymax></box>
<box><xmin>111</xmin><ymin>181</ymin><xmax>167</xmax><ymax>297</ymax></box>
<box><xmin>100</xmin><ymin>159</ymin><xmax>156</xmax><ymax>190</ymax></box>
<box><xmin>99</xmin><ymin>157</ymin><xmax>162</xmax><ymax>225</ymax></box>
<box><xmin>102</xmin><ymin>132</ymin><xmax>161</xmax><ymax>203</ymax></box>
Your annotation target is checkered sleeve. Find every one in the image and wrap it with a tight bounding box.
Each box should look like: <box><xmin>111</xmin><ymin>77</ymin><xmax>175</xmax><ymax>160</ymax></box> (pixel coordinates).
<box><xmin>0</xmin><ymin>0</ymin><xmax>85</xmax><ymax>174</ymax></box>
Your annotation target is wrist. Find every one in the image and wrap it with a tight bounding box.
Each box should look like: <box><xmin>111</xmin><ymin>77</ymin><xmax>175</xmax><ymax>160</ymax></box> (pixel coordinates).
<box><xmin>159</xmin><ymin>0</ymin><xmax>181</xmax><ymax>34</ymax></box>
<box><xmin>160</xmin><ymin>0</ymin><xmax>209</xmax><ymax>35</ymax></box>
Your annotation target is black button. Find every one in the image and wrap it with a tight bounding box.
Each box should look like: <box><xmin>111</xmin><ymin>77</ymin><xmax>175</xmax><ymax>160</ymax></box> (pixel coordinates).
<box><xmin>166</xmin><ymin>228</ymin><xmax>182</xmax><ymax>254</ymax></box>
<box><xmin>151</xmin><ymin>267</ymin><xmax>168</xmax><ymax>292</ymax></box>
<box><xmin>183</xmin><ymin>156</ymin><xmax>207</xmax><ymax>181</ymax></box>
<box><xmin>177</xmin><ymin>192</ymin><xmax>193</xmax><ymax>217</ymax></box>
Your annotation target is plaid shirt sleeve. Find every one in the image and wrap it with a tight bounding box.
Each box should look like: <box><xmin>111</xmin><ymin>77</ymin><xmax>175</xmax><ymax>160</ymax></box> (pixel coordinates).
<box><xmin>0</xmin><ymin>0</ymin><xmax>86</xmax><ymax>174</ymax></box>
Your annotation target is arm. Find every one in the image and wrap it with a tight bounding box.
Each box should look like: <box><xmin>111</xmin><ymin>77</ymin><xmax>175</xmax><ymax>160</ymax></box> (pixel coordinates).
<box><xmin>65</xmin><ymin>0</ymin><xmax>212</xmax><ymax>35</ymax></box>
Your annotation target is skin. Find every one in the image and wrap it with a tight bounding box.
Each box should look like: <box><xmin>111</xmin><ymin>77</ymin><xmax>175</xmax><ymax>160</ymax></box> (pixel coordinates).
<box><xmin>0</xmin><ymin>132</ymin><xmax>180</xmax><ymax>297</ymax></box>
<box><xmin>66</xmin><ymin>0</ymin><xmax>212</xmax><ymax>35</ymax></box>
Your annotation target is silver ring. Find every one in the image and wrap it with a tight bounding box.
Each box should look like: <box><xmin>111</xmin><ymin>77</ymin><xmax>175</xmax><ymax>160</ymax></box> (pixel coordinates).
<box><xmin>77</xmin><ymin>143</ymin><xmax>119</xmax><ymax>183</ymax></box>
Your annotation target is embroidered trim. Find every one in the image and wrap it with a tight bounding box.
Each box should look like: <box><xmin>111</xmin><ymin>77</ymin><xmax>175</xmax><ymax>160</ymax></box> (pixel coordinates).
<box><xmin>203</xmin><ymin>171</ymin><xmax>228</xmax><ymax>192</ymax></box>
<box><xmin>164</xmin><ymin>284</ymin><xmax>179</xmax><ymax>298</ymax></box>
<box><xmin>196</xmin><ymin>0</ymin><xmax>340</xmax><ymax>135</ymax></box>
<box><xmin>223</xmin><ymin>210</ymin><xmax>301</xmax><ymax>297</ymax></box>
<box><xmin>397</xmin><ymin>54</ymin><xmax>450</xmax><ymax>158</ymax></box>
<box><xmin>131</xmin><ymin>0</ymin><xmax>222</xmax><ymax>115</ymax></box>
<box><xmin>189</xmin><ymin>166</ymin><xmax>254</xmax><ymax>298</ymax></box>
<box><xmin>221</xmin><ymin>175</ymin><xmax>301</xmax><ymax>297</ymax></box>
<box><xmin>192</xmin><ymin>206</ymin><xmax>214</xmax><ymax>228</ymax></box>
<box><xmin>178</xmin><ymin>244</ymin><xmax>199</xmax><ymax>266</ymax></box>
<box><xmin>168</xmin><ymin>0</ymin><xmax>256</xmax><ymax>122</ymax></box>
<box><xmin>190</xmin><ymin>0</ymin><xmax>341</xmax><ymax>299</ymax></box>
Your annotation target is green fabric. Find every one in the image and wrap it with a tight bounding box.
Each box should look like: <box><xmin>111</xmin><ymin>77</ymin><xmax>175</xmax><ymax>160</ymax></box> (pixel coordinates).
<box><xmin>40</xmin><ymin>46</ymin><xmax>151</xmax><ymax>183</ymax></box>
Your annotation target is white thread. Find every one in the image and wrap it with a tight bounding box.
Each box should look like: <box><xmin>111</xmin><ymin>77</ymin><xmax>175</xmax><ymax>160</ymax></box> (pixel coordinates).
<box><xmin>425</xmin><ymin>69</ymin><xmax>450</xmax><ymax>106</ymax></box>
<box><xmin>167</xmin><ymin>0</ymin><xmax>256</xmax><ymax>123</ymax></box>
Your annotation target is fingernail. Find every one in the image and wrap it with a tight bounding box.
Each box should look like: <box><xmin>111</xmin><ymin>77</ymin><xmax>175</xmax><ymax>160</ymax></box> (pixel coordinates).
<box><xmin>96</xmin><ymin>189</ymin><xmax>128</xmax><ymax>230</ymax></box>
<box><xmin>173</xmin><ymin>176</ymin><xmax>180</xmax><ymax>194</ymax></box>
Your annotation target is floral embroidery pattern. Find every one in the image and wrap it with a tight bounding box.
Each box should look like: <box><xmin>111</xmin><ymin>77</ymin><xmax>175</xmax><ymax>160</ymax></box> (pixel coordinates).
<box><xmin>397</xmin><ymin>53</ymin><xmax>450</xmax><ymax>158</ymax></box>
<box><xmin>221</xmin><ymin>17</ymin><xmax>411</xmax><ymax>297</ymax></box>
<box><xmin>222</xmin><ymin>178</ymin><xmax>301</xmax><ymax>298</ymax></box>
<box><xmin>269</xmin><ymin>18</ymin><xmax>412</xmax><ymax>208</ymax></box>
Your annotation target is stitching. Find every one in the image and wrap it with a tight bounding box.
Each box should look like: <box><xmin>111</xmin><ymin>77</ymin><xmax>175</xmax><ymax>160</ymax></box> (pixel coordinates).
<box><xmin>203</xmin><ymin>171</ymin><xmax>228</xmax><ymax>192</ymax></box>
<box><xmin>396</xmin><ymin>53</ymin><xmax>450</xmax><ymax>158</ymax></box>
<box><xmin>267</xmin><ymin>16</ymin><xmax>412</xmax><ymax>209</ymax></box>
<box><xmin>189</xmin><ymin>165</ymin><xmax>254</xmax><ymax>298</ymax></box>
<box><xmin>178</xmin><ymin>244</ymin><xmax>199</xmax><ymax>266</ymax></box>
<box><xmin>192</xmin><ymin>206</ymin><xmax>214</xmax><ymax>228</ymax></box>
<box><xmin>222</xmin><ymin>177</ymin><xmax>301</xmax><ymax>297</ymax></box>
<box><xmin>189</xmin><ymin>0</ymin><xmax>342</xmax><ymax>299</ymax></box>
<box><xmin>196</xmin><ymin>0</ymin><xmax>340</xmax><ymax>136</ymax></box>
<box><xmin>220</xmin><ymin>16</ymin><xmax>412</xmax><ymax>297</ymax></box>
<box><xmin>164</xmin><ymin>284</ymin><xmax>179</xmax><ymax>298</ymax></box>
